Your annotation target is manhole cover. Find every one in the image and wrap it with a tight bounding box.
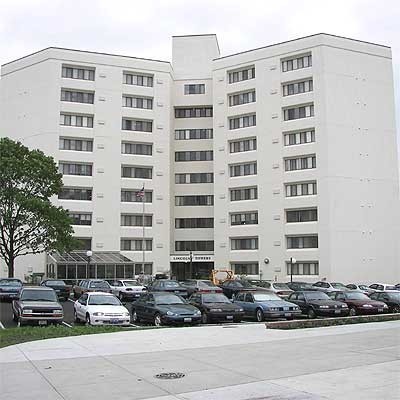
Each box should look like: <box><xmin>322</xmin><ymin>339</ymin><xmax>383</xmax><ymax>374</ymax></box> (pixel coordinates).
<box><xmin>154</xmin><ymin>372</ymin><xmax>185</xmax><ymax>380</ymax></box>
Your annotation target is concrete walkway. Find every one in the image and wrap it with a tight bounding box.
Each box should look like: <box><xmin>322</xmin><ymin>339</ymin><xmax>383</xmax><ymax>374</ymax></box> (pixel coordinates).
<box><xmin>1</xmin><ymin>321</ymin><xmax>399</xmax><ymax>399</ymax></box>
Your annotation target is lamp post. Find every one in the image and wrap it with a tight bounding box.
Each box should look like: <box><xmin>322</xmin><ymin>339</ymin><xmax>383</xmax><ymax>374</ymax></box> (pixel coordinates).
<box><xmin>86</xmin><ymin>250</ymin><xmax>93</xmax><ymax>279</ymax></box>
<box><xmin>289</xmin><ymin>257</ymin><xmax>296</xmax><ymax>283</ymax></box>
<box><xmin>189</xmin><ymin>251</ymin><xmax>193</xmax><ymax>279</ymax></box>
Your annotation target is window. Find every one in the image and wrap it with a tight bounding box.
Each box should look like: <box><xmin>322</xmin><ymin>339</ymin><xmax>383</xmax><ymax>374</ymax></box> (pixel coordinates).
<box><xmin>175</xmin><ymin>195</ymin><xmax>214</xmax><ymax>206</ymax></box>
<box><xmin>121</xmin><ymin>239</ymin><xmax>153</xmax><ymax>251</ymax></box>
<box><xmin>59</xmin><ymin>162</ymin><xmax>92</xmax><ymax>176</ymax></box>
<box><xmin>283</xmin><ymin>104</ymin><xmax>314</xmax><ymax>121</ymax></box>
<box><xmin>121</xmin><ymin>189</ymin><xmax>153</xmax><ymax>203</ymax></box>
<box><xmin>287</xmin><ymin>236</ymin><xmax>318</xmax><ymax>249</ymax></box>
<box><xmin>175</xmin><ymin>151</ymin><xmax>213</xmax><ymax>162</ymax></box>
<box><xmin>229</xmin><ymin>114</ymin><xmax>256</xmax><ymax>130</ymax></box>
<box><xmin>184</xmin><ymin>84</ymin><xmax>205</xmax><ymax>95</ymax></box>
<box><xmin>175</xmin><ymin>173</ymin><xmax>213</xmax><ymax>184</ymax></box>
<box><xmin>282</xmin><ymin>54</ymin><xmax>312</xmax><ymax>72</ymax></box>
<box><xmin>284</xmin><ymin>130</ymin><xmax>315</xmax><ymax>146</ymax></box>
<box><xmin>231</xmin><ymin>263</ymin><xmax>259</xmax><ymax>275</ymax></box>
<box><xmin>286</xmin><ymin>209</ymin><xmax>318</xmax><ymax>223</ymax></box>
<box><xmin>228</xmin><ymin>90</ymin><xmax>256</xmax><ymax>106</ymax></box>
<box><xmin>285</xmin><ymin>181</ymin><xmax>317</xmax><ymax>197</ymax></box>
<box><xmin>228</xmin><ymin>66</ymin><xmax>255</xmax><ymax>83</ymax></box>
<box><xmin>68</xmin><ymin>212</ymin><xmax>92</xmax><ymax>226</ymax></box>
<box><xmin>282</xmin><ymin>79</ymin><xmax>313</xmax><ymax>96</ymax></box>
<box><xmin>230</xmin><ymin>187</ymin><xmax>257</xmax><ymax>201</ymax></box>
<box><xmin>122</xmin><ymin>119</ymin><xmax>152</xmax><ymax>132</ymax></box>
<box><xmin>121</xmin><ymin>166</ymin><xmax>152</xmax><ymax>179</ymax></box>
<box><xmin>175</xmin><ymin>241</ymin><xmax>214</xmax><ymax>251</ymax></box>
<box><xmin>62</xmin><ymin>66</ymin><xmax>95</xmax><ymax>81</ymax></box>
<box><xmin>229</xmin><ymin>138</ymin><xmax>257</xmax><ymax>153</ymax></box>
<box><xmin>231</xmin><ymin>237</ymin><xmax>258</xmax><ymax>250</ymax></box>
<box><xmin>123</xmin><ymin>72</ymin><xmax>153</xmax><ymax>87</ymax></box>
<box><xmin>121</xmin><ymin>214</ymin><xmax>152</xmax><ymax>227</ymax></box>
<box><xmin>122</xmin><ymin>96</ymin><xmax>153</xmax><ymax>109</ymax></box>
<box><xmin>60</xmin><ymin>113</ymin><xmax>93</xmax><ymax>128</ymax></box>
<box><xmin>61</xmin><ymin>90</ymin><xmax>94</xmax><ymax>104</ymax></box>
<box><xmin>59</xmin><ymin>138</ymin><xmax>93</xmax><ymax>152</ymax></box>
<box><xmin>230</xmin><ymin>212</ymin><xmax>258</xmax><ymax>225</ymax></box>
<box><xmin>134</xmin><ymin>263</ymin><xmax>153</xmax><ymax>275</ymax></box>
<box><xmin>286</xmin><ymin>261</ymin><xmax>319</xmax><ymax>275</ymax></box>
<box><xmin>75</xmin><ymin>238</ymin><xmax>92</xmax><ymax>250</ymax></box>
<box><xmin>175</xmin><ymin>218</ymin><xmax>214</xmax><ymax>229</ymax></box>
<box><xmin>121</xmin><ymin>142</ymin><xmax>152</xmax><ymax>155</ymax></box>
<box><xmin>229</xmin><ymin>162</ymin><xmax>257</xmax><ymax>177</ymax></box>
<box><xmin>175</xmin><ymin>107</ymin><xmax>213</xmax><ymax>118</ymax></box>
<box><xmin>285</xmin><ymin>155</ymin><xmax>316</xmax><ymax>171</ymax></box>
<box><xmin>175</xmin><ymin>129</ymin><xmax>213</xmax><ymax>140</ymax></box>
<box><xmin>59</xmin><ymin>187</ymin><xmax>92</xmax><ymax>201</ymax></box>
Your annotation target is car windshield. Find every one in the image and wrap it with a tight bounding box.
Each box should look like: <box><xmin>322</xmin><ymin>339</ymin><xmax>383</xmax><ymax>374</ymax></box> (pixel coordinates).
<box><xmin>88</xmin><ymin>295</ymin><xmax>120</xmax><ymax>306</ymax></box>
<box><xmin>89</xmin><ymin>281</ymin><xmax>109</xmax><ymax>289</ymax></box>
<box><xmin>123</xmin><ymin>280</ymin><xmax>139</xmax><ymax>287</ymax></box>
<box><xmin>273</xmin><ymin>283</ymin><xmax>290</xmax><ymax>290</ymax></box>
<box><xmin>254</xmin><ymin>293</ymin><xmax>281</xmax><ymax>301</ymax></box>
<box><xmin>386</xmin><ymin>286</ymin><xmax>396</xmax><ymax>290</ymax></box>
<box><xmin>298</xmin><ymin>283</ymin><xmax>314</xmax><ymax>289</ymax></box>
<box><xmin>199</xmin><ymin>281</ymin><xmax>217</xmax><ymax>287</ymax></box>
<box><xmin>46</xmin><ymin>280</ymin><xmax>66</xmax><ymax>286</ymax></box>
<box><xmin>388</xmin><ymin>292</ymin><xmax>400</xmax><ymax>300</ymax></box>
<box><xmin>0</xmin><ymin>279</ymin><xmax>22</xmax><ymax>287</ymax></box>
<box><xmin>305</xmin><ymin>292</ymin><xmax>330</xmax><ymax>300</ymax></box>
<box><xmin>239</xmin><ymin>281</ymin><xmax>254</xmax><ymax>288</ymax></box>
<box><xmin>331</xmin><ymin>283</ymin><xmax>347</xmax><ymax>289</ymax></box>
<box><xmin>358</xmin><ymin>285</ymin><xmax>369</xmax><ymax>290</ymax></box>
<box><xmin>20</xmin><ymin>290</ymin><xmax>57</xmax><ymax>302</ymax></box>
<box><xmin>164</xmin><ymin>281</ymin><xmax>180</xmax><ymax>288</ymax></box>
<box><xmin>346</xmin><ymin>292</ymin><xmax>369</xmax><ymax>300</ymax></box>
<box><xmin>203</xmin><ymin>294</ymin><xmax>230</xmax><ymax>303</ymax></box>
<box><xmin>156</xmin><ymin>294</ymin><xmax>185</xmax><ymax>305</ymax></box>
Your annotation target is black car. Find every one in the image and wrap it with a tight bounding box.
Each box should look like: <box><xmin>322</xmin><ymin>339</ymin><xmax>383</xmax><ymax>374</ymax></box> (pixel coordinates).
<box><xmin>147</xmin><ymin>279</ymin><xmax>188</xmax><ymax>298</ymax></box>
<box><xmin>180</xmin><ymin>280</ymin><xmax>222</xmax><ymax>296</ymax></box>
<box><xmin>189</xmin><ymin>292</ymin><xmax>244</xmax><ymax>323</ymax></box>
<box><xmin>370</xmin><ymin>291</ymin><xmax>400</xmax><ymax>313</ymax></box>
<box><xmin>40</xmin><ymin>279</ymin><xmax>71</xmax><ymax>301</ymax></box>
<box><xmin>0</xmin><ymin>278</ymin><xmax>23</xmax><ymax>301</ymax></box>
<box><xmin>287</xmin><ymin>290</ymin><xmax>349</xmax><ymax>319</ymax></box>
<box><xmin>132</xmin><ymin>292</ymin><xmax>201</xmax><ymax>326</ymax></box>
<box><xmin>219</xmin><ymin>280</ymin><xmax>258</xmax><ymax>299</ymax></box>
<box><xmin>286</xmin><ymin>281</ymin><xmax>318</xmax><ymax>292</ymax></box>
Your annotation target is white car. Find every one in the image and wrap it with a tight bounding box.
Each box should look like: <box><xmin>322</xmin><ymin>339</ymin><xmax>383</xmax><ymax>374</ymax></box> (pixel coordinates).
<box><xmin>108</xmin><ymin>279</ymin><xmax>146</xmax><ymax>301</ymax></box>
<box><xmin>74</xmin><ymin>292</ymin><xmax>131</xmax><ymax>326</ymax></box>
<box><xmin>368</xmin><ymin>283</ymin><xmax>398</xmax><ymax>293</ymax></box>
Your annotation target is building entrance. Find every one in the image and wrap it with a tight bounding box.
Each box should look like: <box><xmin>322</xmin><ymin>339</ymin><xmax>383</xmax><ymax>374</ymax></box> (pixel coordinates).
<box><xmin>170</xmin><ymin>262</ymin><xmax>214</xmax><ymax>281</ymax></box>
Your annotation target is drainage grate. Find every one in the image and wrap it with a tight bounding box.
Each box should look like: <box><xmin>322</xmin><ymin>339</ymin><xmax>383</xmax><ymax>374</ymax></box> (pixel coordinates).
<box><xmin>154</xmin><ymin>372</ymin><xmax>185</xmax><ymax>380</ymax></box>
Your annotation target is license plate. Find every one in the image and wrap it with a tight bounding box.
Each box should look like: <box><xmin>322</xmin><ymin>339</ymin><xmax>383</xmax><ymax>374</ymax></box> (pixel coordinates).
<box><xmin>38</xmin><ymin>320</ymin><xmax>47</xmax><ymax>325</ymax></box>
<box><xmin>226</xmin><ymin>315</ymin><xmax>233</xmax><ymax>320</ymax></box>
<box><xmin>284</xmin><ymin>313</ymin><xmax>291</xmax><ymax>317</ymax></box>
<box><xmin>334</xmin><ymin>310</ymin><xmax>341</xmax><ymax>314</ymax></box>
<box><xmin>110</xmin><ymin>319</ymin><xmax>120</xmax><ymax>324</ymax></box>
<box><xmin>378</xmin><ymin>308</ymin><xmax>383</xmax><ymax>312</ymax></box>
<box><xmin>184</xmin><ymin>318</ymin><xmax>192</xmax><ymax>322</ymax></box>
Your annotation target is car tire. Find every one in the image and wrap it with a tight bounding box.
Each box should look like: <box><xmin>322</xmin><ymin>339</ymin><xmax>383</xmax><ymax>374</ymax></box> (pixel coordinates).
<box><xmin>201</xmin><ymin>312</ymin><xmax>208</xmax><ymax>324</ymax></box>
<box><xmin>153</xmin><ymin>313</ymin><xmax>162</xmax><ymax>327</ymax></box>
<box><xmin>349</xmin><ymin>307</ymin><xmax>357</xmax><ymax>316</ymax></box>
<box><xmin>17</xmin><ymin>317</ymin><xmax>25</xmax><ymax>327</ymax></box>
<box><xmin>307</xmin><ymin>308</ymin><xmax>316</xmax><ymax>319</ymax></box>
<box><xmin>132</xmin><ymin>309</ymin><xmax>140</xmax><ymax>323</ymax></box>
<box><xmin>392</xmin><ymin>306</ymin><xmax>400</xmax><ymax>313</ymax></box>
<box><xmin>233</xmin><ymin>317</ymin><xmax>242</xmax><ymax>323</ymax></box>
<box><xmin>85</xmin><ymin>313</ymin><xmax>92</xmax><ymax>326</ymax></box>
<box><xmin>255</xmin><ymin>308</ymin><xmax>264</xmax><ymax>322</ymax></box>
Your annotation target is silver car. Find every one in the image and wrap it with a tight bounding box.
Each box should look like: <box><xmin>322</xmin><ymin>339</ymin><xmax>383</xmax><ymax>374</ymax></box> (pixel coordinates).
<box><xmin>108</xmin><ymin>279</ymin><xmax>146</xmax><ymax>301</ymax></box>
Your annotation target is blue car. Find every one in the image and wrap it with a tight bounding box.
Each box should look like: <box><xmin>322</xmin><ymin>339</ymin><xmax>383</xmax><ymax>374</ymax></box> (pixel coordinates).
<box><xmin>233</xmin><ymin>290</ymin><xmax>302</xmax><ymax>322</ymax></box>
<box><xmin>0</xmin><ymin>278</ymin><xmax>23</xmax><ymax>301</ymax></box>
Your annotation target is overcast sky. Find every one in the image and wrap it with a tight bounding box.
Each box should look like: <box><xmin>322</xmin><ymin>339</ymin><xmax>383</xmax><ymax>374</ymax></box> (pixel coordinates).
<box><xmin>0</xmin><ymin>0</ymin><xmax>399</xmax><ymax>147</ymax></box>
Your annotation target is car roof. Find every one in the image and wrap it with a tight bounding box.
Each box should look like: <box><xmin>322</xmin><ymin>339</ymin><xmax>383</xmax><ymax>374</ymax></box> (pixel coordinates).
<box><xmin>87</xmin><ymin>291</ymin><xmax>114</xmax><ymax>296</ymax></box>
<box><xmin>236</xmin><ymin>290</ymin><xmax>273</xmax><ymax>295</ymax></box>
<box><xmin>21</xmin><ymin>286</ymin><xmax>54</xmax><ymax>291</ymax></box>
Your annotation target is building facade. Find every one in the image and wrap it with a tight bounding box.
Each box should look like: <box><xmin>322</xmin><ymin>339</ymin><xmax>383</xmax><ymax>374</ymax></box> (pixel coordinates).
<box><xmin>1</xmin><ymin>34</ymin><xmax>399</xmax><ymax>283</ymax></box>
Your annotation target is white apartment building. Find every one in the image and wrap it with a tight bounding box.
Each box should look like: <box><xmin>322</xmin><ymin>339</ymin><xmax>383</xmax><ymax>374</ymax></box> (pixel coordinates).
<box><xmin>1</xmin><ymin>33</ymin><xmax>399</xmax><ymax>284</ymax></box>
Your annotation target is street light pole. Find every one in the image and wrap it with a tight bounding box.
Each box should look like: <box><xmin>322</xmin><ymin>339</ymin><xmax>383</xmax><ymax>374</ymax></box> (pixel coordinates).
<box><xmin>289</xmin><ymin>257</ymin><xmax>296</xmax><ymax>283</ymax></box>
<box><xmin>189</xmin><ymin>251</ymin><xmax>193</xmax><ymax>279</ymax></box>
<box><xmin>86</xmin><ymin>250</ymin><xmax>93</xmax><ymax>279</ymax></box>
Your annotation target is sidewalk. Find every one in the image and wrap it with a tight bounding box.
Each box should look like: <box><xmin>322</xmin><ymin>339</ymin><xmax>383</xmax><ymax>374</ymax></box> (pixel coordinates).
<box><xmin>1</xmin><ymin>321</ymin><xmax>399</xmax><ymax>399</ymax></box>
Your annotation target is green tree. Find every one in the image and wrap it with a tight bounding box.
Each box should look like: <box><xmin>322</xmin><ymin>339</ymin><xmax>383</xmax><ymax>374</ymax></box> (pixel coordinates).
<box><xmin>0</xmin><ymin>137</ymin><xmax>77</xmax><ymax>277</ymax></box>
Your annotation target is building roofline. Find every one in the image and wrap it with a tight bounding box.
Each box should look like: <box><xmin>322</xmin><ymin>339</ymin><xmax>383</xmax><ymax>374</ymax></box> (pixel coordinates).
<box><xmin>214</xmin><ymin>33</ymin><xmax>390</xmax><ymax>61</ymax></box>
<box><xmin>2</xmin><ymin>46</ymin><xmax>171</xmax><ymax>67</ymax></box>
<box><xmin>172</xmin><ymin>34</ymin><xmax>220</xmax><ymax>55</ymax></box>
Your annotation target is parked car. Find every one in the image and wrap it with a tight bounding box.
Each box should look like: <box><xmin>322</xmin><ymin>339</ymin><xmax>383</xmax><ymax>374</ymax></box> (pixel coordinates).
<box><xmin>234</xmin><ymin>291</ymin><xmax>302</xmax><ymax>322</ymax></box>
<box><xmin>147</xmin><ymin>279</ymin><xmax>188</xmax><ymax>298</ymax></box>
<box><xmin>188</xmin><ymin>292</ymin><xmax>244</xmax><ymax>323</ymax></box>
<box><xmin>219</xmin><ymin>280</ymin><xmax>258</xmax><ymax>299</ymax></box>
<box><xmin>180</xmin><ymin>280</ymin><xmax>222</xmax><ymax>296</ymax></box>
<box><xmin>249</xmin><ymin>281</ymin><xmax>293</xmax><ymax>298</ymax></box>
<box><xmin>395</xmin><ymin>284</ymin><xmax>400</xmax><ymax>291</ymax></box>
<box><xmin>40</xmin><ymin>279</ymin><xmax>71</xmax><ymax>301</ymax></box>
<box><xmin>107</xmin><ymin>279</ymin><xmax>146</xmax><ymax>301</ymax></box>
<box><xmin>328</xmin><ymin>290</ymin><xmax>388</xmax><ymax>316</ymax></box>
<box><xmin>369</xmin><ymin>291</ymin><xmax>400</xmax><ymax>313</ymax></box>
<box><xmin>368</xmin><ymin>283</ymin><xmax>398</xmax><ymax>293</ymax></box>
<box><xmin>74</xmin><ymin>292</ymin><xmax>130</xmax><ymax>326</ymax></box>
<box><xmin>0</xmin><ymin>278</ymin><xmax>23</xmax><ymax>301</ymax></box>
<box><xmin>12</xmin><ymin>287</ymin><xmax>63</xmax><ymax>326</ymax></box>
<box><xmin>286</xmin><ymin>281</ymin><xmax>318</xmax><ymax>292</ymax></box>
<box><xmin>287</xmin><ymin>291</ymin><xmax>349</xmax><ymax>318</ymax></box>
<box><xmin>345</xmin><ymin>284</ymin><xmax>374</xmax><ymax>295</ymax></box>
<box><xmin>132</xmin><ymin>292</ymin><xmax>201</xmax><ymax>326</ymax></box>
<box><xmin>73</xmin><ymin>279</ymin><xmax>112</xmax><ymax>298</ymax></box>
<box><xmin>312</xmin><ymin>281</ymin><xmax>349</xmax><ymax>292</ymax></box>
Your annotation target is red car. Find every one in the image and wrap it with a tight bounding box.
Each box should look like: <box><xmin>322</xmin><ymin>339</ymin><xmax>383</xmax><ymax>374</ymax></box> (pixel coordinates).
<box><xmin>328</xmin><ymin>291</ymin><xmax>388</xmax><ymax>316</ymax></box>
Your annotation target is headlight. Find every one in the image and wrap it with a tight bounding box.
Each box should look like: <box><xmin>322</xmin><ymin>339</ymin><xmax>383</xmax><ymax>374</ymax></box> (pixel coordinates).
<box><xmin>166</xmin><ymin>311</ymin><xmax>177</xmax><ymax>316</ymax></box>
<box><xmin>195</xmin><ymin>310</ymin><xmax>201</xmax><ymax>315</ymax></box>
<box><xmin>22</xmin><ymin>309</ymin><xmax>33</xmax><ymax>314</ymax></box>
<box><xmin>319</xmin><ymin>305</ymin><xmax>329</xmax><ymax>309</ymax></box>
<box><xmin>341</xmin><ymin>304</ymin><xmax>348</xmax><ymax>308</ymax></box>
<box><xmin>93</xmin><ymin>312</ymin><xmax>104</xmax><ymax>316</ymax></box>
<box><xmin>270</xmin><ymin>307</ymin><xmax>279</xmax><ymax>311</ymax></box>
<box><xmin>53</xmin><ymin>309</ymin><xmax>62</xmax><ymax>314</ymax></box>
<box><xmin>209</xmin><ymin>308</ymin><xmax>222</xmax><ymax>312</ymax></box>
<box><xmin>124</xmin><ymin>312</ymin><xmax>130</xmax><ymax>317</ymax></box>
<box><xmin>383</xmin><ymin>304</ymin><xmax>388</xmax><ymax>308</ymax></box>
<box><xmin>362</xmin><ymin>304</ymin><xmax>373</xmax><ymax>308</ymax></box>
<box><xmin>237</xmin><ymin>308</ymin><xmax>244</xmax><ymax>312</ymax></box>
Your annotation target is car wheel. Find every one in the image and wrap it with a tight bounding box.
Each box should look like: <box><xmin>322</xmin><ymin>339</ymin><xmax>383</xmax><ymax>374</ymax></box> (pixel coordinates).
<box><xmin>153</xmin><ymin>313</ymin><xmax>162</xmax><ymax>327</ymax></box>
<box><xmin>349</xmin><ymin>307</ymin><xmax>357</xmax><ymax>316</ymax></box>
<box><xmin>132</xmin><ymin>309</ymin><xmax>140</xmax><ymax>323</ymax></box>
<box><xmin>85</xmin><ymin>313</ymin><xmax>92</xmax><ymax>326</ymax></box>
<box><xmin>201</xmin><ymin>312</ymin><xmax>208</xmax><ymax>324</ymax></box>
<box><xmin>307</xmin><ymin>308</ymin><xmax>316</xmax><ymax>319</ymax></box>
<box><xmin>17</xmin><ymin>317</ymin><xmax>24</xmax><ymax>327</ymax></box>
<box><xmin>74</xmin><ymin>310</ymin><xmax>80</xmax><ymax>323</ymax></box>
<box><xmin>255</xmin><ymin>308</ymin><xmax>264</xmax><ymax>322</ymax></box>
<box><xmin>392</xmin><ymin>306</ymin><xmax>400</xmax><ymax>313</ymax></box>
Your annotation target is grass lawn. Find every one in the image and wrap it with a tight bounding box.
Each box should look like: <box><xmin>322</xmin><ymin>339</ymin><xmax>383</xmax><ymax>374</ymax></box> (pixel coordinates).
<box><xmin>0</xmin><ymin>325</ymin><xmax>154</xmax><ymax>349</ymax></box>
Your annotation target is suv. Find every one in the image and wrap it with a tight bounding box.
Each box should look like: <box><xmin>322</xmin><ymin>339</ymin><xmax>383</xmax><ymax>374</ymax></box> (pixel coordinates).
<box><xmin>12</xmin><ymin>287</ymin><xmax>63</xmax><ymax>326</ymax></box>
<box><xmin>73</xmin><ymin>279</ymin><xmax>111</xmax><ymax>299</ymax></box>
<box><xmin>40</xmin><ymin>279</ymin><xmax>71</xmax><ymax>301</ymax></box>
